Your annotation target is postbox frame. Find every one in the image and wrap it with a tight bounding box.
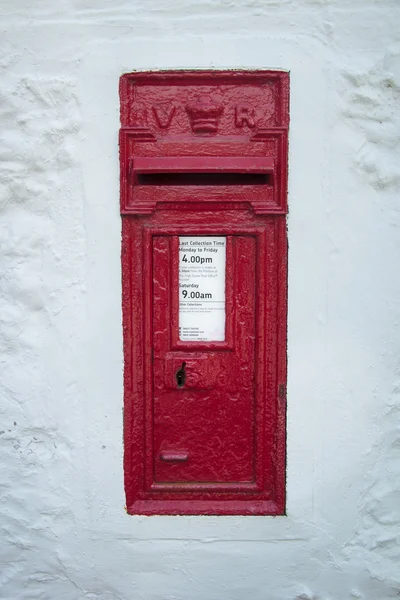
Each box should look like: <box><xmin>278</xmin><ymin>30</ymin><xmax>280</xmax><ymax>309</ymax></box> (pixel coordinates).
<box><xmin>120</xmin><ymin>70</ymin><xmax>289</xmax><ymax>516</ymax></box>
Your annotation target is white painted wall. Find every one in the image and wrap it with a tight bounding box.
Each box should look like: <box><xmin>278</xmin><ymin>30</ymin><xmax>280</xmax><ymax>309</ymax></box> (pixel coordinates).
<box><xmin>1</xmin><ymin>1</ymin><xmax>399</xmax><ymax>599</ymax></box>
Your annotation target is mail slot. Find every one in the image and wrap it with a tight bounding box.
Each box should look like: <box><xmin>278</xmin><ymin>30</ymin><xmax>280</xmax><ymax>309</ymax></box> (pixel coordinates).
<box><xmin>119</xmin><ymin>70</ymin><xmax>289</xmax><ymax>515</ymax></box>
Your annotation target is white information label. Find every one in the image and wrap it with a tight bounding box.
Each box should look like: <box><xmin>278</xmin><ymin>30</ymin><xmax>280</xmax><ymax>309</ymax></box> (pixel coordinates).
<box><xmin>179</xmin><ymin>236</ymin><xmax>226</xmax><ymax>341</ymax></box>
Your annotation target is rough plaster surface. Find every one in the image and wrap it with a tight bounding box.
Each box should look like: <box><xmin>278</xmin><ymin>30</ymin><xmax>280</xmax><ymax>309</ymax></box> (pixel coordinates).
<box><xmin>0</xmin><ymin>1</ymin><xmax>399</xmax><ymax>599</ymax></box>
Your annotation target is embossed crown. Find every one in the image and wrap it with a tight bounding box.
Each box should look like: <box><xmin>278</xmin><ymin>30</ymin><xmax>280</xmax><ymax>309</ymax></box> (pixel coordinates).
<box><xmin>186</xmin><ymin>95</ymin><xmax>224</xmax><ymax>134</ymax></box>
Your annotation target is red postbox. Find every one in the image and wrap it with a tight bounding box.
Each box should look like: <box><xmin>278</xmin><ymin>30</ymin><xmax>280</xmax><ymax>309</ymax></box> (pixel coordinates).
<box><xmin>119</xmin><ymin>71</ymin><xmax>289</xmax><ymax>515</ymax></box>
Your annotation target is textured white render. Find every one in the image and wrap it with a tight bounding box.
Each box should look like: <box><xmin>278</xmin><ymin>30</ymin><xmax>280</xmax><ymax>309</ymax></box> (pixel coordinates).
<box><xmin>0</xmin><ymin>1</ymin><xmax>399</xmax><ymax>599</ymax></box>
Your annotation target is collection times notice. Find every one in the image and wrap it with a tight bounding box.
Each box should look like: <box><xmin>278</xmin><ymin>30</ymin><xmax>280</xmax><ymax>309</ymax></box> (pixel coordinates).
<box><xmin>179</xmin><ymin>236</ymin><xmax>226</xmax><ymax>341</ymax></box>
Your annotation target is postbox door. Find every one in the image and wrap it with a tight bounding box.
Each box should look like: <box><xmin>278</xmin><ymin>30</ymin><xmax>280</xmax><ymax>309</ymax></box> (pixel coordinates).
<box><xmin>152</xmin><ymin>234</ymin><xmax>259</xmax><ymax>489</ymax></box>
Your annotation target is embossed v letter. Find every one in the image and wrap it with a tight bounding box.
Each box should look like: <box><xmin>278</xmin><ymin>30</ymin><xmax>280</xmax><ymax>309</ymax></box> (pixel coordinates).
<box><xmin>153</xmin><ymin>104</ymin><xmax>176</xmax><ymax>129</ymax></box>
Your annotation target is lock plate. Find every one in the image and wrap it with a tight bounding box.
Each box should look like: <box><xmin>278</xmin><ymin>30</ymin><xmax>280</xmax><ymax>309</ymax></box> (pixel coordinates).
<box><xmin>164</xmin><ymin>353</ymin><xmax>215</xmax><ymax>389</ymax></box>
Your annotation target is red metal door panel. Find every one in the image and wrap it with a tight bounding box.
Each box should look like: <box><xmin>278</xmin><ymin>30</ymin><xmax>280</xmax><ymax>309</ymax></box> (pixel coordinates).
<box><xmin>152</xmin><ymin>235</ymin><xmax>256</xmax><ymax>486</ymax></box>
<box><xmin>123</xmin><ymin>213</ymin><xmax>286</xmax><ymax>514</ymax></box>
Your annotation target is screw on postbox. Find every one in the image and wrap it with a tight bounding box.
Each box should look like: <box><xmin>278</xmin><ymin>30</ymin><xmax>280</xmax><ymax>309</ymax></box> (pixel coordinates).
<box><xmin>119</xmin><ymin>70</ymin><xmax>289</xmax><ymax>516</ymax></box>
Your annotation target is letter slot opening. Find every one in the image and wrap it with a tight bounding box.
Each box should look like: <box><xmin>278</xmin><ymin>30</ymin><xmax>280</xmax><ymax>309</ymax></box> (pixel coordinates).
<box><xmin>137</xmin><ymin>172</ymin><xmax>271</xmax><ymax>186</ymax></box>
<box><xmin>131</xmin><ymin>156</ymin><xmax>274</xmax><ymax>187</ymax></box>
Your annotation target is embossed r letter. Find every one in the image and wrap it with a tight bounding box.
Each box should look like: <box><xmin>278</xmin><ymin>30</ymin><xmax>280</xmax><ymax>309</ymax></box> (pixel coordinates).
<box><xmin>235</xmin><ymin>104</ymin><xmax>256</xmax><ymax>128</ymax></box>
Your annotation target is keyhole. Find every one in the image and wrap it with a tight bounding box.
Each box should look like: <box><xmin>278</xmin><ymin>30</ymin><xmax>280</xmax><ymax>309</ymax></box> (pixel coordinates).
<box><xmin>176</xmin><ymin>362</ymin><xmax>186</xmax><ymax>388</ymax></box>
